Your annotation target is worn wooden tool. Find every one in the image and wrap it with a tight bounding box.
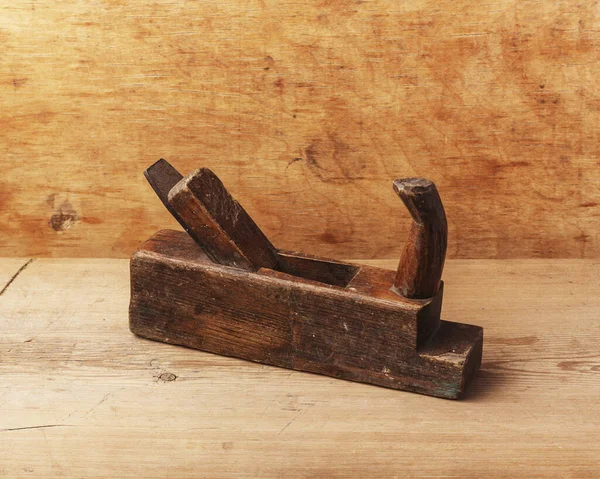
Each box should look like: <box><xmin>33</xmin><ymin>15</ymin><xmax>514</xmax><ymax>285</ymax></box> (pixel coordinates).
<box><xmin>130</xmin><ymin>160</ymin><xmax>483</xmax><ymax>399</ymax></box>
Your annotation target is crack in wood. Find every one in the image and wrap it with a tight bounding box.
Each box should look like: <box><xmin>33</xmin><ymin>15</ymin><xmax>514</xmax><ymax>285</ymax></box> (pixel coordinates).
<box><xmin>0</xmin><ymin>259</ymin><xmax>34</xmax><ymax>296</ymax></box>
<box><xmin>1</xmin><ymin>424</ymin><xmax>69</xmax><ymax>432</ymax></box>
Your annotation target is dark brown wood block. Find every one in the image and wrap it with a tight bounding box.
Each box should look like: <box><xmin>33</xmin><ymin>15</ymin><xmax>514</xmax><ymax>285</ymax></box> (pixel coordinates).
<box><xmin>144</xmin><ymin>159</ymin><xmax>185</xmax><ymax>230</ymax></box>
<box><xmin>167</xmin><ymin>167</ymin><xmax>280</xmax><ymax>271</ymax></box>
<box><xmin>129</xmin><ymin>229</ymin><xmax>483</xmax><ymax>399</ymax></box>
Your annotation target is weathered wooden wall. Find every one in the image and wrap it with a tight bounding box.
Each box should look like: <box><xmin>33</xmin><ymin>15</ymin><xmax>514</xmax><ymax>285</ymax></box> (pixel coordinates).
<box><xmin>2</xmin><ymin>1</ymin><xmax>599</xmax><ymax>259</ymax></box>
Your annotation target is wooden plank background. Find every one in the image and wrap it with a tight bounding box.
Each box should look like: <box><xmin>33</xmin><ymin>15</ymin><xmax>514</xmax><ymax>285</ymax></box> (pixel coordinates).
<box><xmin>2</xmin><ymin>0</ymin><xmax>600</xmax><ymax>259</ymax></box>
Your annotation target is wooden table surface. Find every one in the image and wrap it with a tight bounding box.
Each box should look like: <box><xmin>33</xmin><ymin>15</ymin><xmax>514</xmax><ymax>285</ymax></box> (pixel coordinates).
<box><xmin>1</xmin><ymin>258</ymin><xmax>599</xmax><ymax>477</ymax></box>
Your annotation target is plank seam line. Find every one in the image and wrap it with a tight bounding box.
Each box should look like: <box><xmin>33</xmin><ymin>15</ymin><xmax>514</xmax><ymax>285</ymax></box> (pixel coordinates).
<box><xmin>0</xmin><ymin>258</ymin><xmax>34</xmax><ymax>296</ymax></box>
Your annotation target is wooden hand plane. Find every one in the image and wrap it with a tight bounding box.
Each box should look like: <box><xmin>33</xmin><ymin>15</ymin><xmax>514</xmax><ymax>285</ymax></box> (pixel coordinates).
<box><xmin>129</xmin><ymin>160</ymin><xmax>483</xmax><ymax>399</ymax></box>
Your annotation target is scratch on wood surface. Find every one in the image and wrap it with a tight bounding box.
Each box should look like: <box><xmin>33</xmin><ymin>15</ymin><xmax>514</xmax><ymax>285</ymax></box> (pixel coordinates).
<box><xmin>277</xmin><ymin>403</ymin><xmax>314</xmax><ymax>435</ymax></box>
<box><xmin>277</xmin><ymin>415</ymin><xmax>298</xmax><ymax>436</ymax></box>
<box><xmin>0</xmin><ymin>259</ymin><xmax>34</xmax><ymax>296</ymax></box>
<box><xmin>82</xmin><ymin>388</ymin><xmax>126</xmax><ymax>417</ymax></box>
<box><xmin>1</xmin><ymin>425</ymin><xmax>69</xmax><ymax>432</ymax></box>
<box><xmin>84</xmin><ymin>393</ymin><xmax>112</xmax><ymax>416</ymax></box>
<box><xmin>23</xmin><ymin>318</ymin><xmax>57</xmax><ymax>344</ymax></box>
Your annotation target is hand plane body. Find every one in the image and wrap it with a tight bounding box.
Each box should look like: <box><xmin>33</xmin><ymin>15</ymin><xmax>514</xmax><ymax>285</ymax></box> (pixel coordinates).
<box><xmin>130</xmin><ymin>161</ymin><xmax>483</xmax><ymax>399</ymax></box>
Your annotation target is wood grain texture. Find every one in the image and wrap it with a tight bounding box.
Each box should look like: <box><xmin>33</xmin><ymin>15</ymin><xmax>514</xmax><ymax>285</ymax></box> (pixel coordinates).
<box><xmin>129</xmin><ymin>230</ymin><xmax>480</xmax><ymax>398</ymax></box>
<box><xmin>168</xmin><ymin>167</ymin><xmax>280</xmax><ymax>271</ymax></box>
<box><xmin>2</xmin><ymin>1</ymin><xmax>600</xmax><ymax>259</ymax></box>
<box><xmin>392</xmin><ymin>177</ymin><xmax>447</xmax><ymax>298</ymax></box>
<box><xmin>1</xmin><ymin>257</ymin><xmax>599</xmax><ymax>477</ymax></box>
